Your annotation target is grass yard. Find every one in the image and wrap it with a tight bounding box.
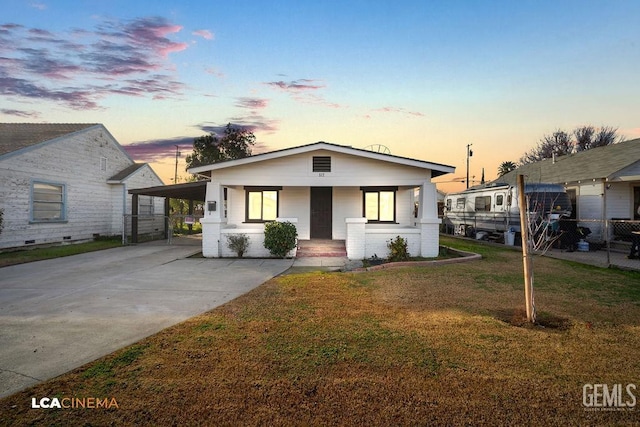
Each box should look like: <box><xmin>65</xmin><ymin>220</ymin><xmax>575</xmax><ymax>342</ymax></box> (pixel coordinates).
<box><xmin>0</xmin><ymin>238</ymin><xmax>123</xmax><ymax>268</ymax></box>
<box><xmin>2</xmin><ymin>236</ymin><xmax>640</xmax><ymax>425</ymax></box>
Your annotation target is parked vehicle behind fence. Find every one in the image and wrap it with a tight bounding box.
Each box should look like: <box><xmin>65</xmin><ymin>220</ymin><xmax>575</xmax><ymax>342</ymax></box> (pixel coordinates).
<box><xmin>443</xmin><ymin>182</ymin><xmax>572</xmax><ymax>242</ymax></box>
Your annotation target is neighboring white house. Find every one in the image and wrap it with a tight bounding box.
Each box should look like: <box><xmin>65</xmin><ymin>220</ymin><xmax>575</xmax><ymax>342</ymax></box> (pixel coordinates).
<box><xmin>188</xmin><ymin>142</ymin><xmax>455</xmax><ymax>259</ymax></box>
<box><xmin>497</xmin><ymin>138</ymin><xmax>640</xmax><ymax>241</ymax></box>
<box><xmin>0</xmin><ymin>123</ymin><xmax>165</xmax><ymax>249</ymax></box>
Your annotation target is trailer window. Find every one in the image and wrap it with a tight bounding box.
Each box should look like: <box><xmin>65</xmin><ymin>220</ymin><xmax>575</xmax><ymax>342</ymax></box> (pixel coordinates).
<box><xmin>496</xmin><ymin>195</ymin><xmax>504</xmax><ymax>206</ymax></box>
<box><xmin>475</xmin><ymin>196</ymin><xmax>491</xmax><ymax>211</ymax></box>
<box><xmin>446</xmin><ymin>199</ymin><xmax>452</xmax><ymax>210</ymax></box>
<box><xmin>456</xmin><ymin>198</ymin><xmax>465</xmax><ymax>209</ymax></box>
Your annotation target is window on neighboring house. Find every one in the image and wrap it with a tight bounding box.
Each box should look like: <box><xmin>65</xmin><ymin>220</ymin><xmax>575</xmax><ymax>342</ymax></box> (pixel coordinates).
<box><xmin>475</xmin><ymin>196</ymin><xmax>491</xmax><ymax>211</ymax></box>
<box><xmin>32</xmin><ymin>181</ymin><xmax>66</xmax><ymax>221</ymax></box>
<box><xmin>361</xmin><ymin>187</ymin><xmax>397</xmax><ymax>222</ymax></box>
<box><xmin>312</xmin><ymin>156</ymin><xmax>331</xmax><ymax>172</ymax></box>
<box><xmin>245</xmin><ymin>186</ymin><xmax>281</xmax><ymax>222</ymax></box>
<box><xmin>100</xmin><ymin>157</ymin><xmax>107</xmax><ymax>171</ymax></box>
<box><xmin>139</xmin><ymin>196</ymin><xmax>154</xmax><ymax>216</ymax></box>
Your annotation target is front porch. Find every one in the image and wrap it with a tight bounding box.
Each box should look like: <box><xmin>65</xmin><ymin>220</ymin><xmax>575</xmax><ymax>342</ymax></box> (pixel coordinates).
<box><xmin>202</xmin><ymin>212</ymin><xmax>440</xmax><ymax>260</ymax></box>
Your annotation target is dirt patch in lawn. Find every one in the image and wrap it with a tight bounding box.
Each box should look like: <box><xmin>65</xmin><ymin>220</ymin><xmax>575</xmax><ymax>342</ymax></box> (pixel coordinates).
<box><xmin>2</xmin><ymin>239</ymin><xmax>640</xmax><ymax>426</ymax></box>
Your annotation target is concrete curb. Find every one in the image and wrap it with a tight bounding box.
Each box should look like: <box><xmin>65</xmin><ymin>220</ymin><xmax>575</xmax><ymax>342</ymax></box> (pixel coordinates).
<box><xmin>350</xmin><ymin>246</ymin><xmax>482</xmax><ymax>272</ymax></box>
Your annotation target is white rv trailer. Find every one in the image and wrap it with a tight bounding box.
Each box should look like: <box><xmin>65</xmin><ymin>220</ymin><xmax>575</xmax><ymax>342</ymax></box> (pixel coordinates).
<box><xmin>443</xmin><ymin>182</ymin><xmax>572</xmax><ymax>238</ymax></box>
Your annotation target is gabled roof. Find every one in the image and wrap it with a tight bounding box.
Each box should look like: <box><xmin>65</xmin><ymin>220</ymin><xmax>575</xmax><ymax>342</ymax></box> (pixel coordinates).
<box><xmin>107</xmin><ymin>163</ymin><xmax>165</xmax><ymax>186</ymax></box>
<box><xmin>0</xmin><ymin>123</ymin><xmax>99</xmax><ymax>156</ymax></box>
<box><xmin>498</xmin><ymin>138</ymin><xmax>640</xmax><ymax>185</ymax></box>
<box><xmin>188</xmin><ymin>141</ymin><xmax>455</xmax><ymax>177</ymax></box>
<box><xmin>107</xmin><ymin>163</ymin><xmax>147</xmax><ymax>183</ymax></box>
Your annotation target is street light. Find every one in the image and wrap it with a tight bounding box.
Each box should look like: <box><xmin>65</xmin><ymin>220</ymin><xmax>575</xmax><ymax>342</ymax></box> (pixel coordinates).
<box><xmin>466</xmin><ymin>143</ymin><xmax>473</xmax><ymax>189</ymax></box>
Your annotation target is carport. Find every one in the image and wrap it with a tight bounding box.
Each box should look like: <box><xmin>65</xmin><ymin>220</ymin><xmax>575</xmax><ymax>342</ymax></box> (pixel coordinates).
<box><xmin>128</xmin><ymin>181</ymin><xmax>207</xmax><ymax>244</ymax></box>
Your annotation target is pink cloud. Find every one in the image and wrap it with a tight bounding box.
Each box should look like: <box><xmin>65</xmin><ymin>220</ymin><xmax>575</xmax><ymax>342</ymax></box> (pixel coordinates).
<box><xmin>372</xmin><ymin>106</ymin><xmax>425</xmax><ymax>117</ymax></box>
<box><xmin>236</xmin><ymin>97</ymin><xmax>269</xmax><ymax>110</ymax></box>
<box><xmin>192</xmin><ymin>29</ymin><xmax>214</xmax><ymax>40</ymax></box>
<box><xmin>159</xmin><ymin>42</ymin><xmax>188</xmax><ymax>57</ymax></box>
<box><xmin>620</xmin><ymin>128</ymin><xmax>640</xmax><ymax>139</ymax></box>
<box><xmin>265</xmin><ymin>78</ymin><xmax>325</xmax><ymax>92</ymax></box>
<box><xmin>0</xmin><ymin>16</ymin><xmax>189</xmax><ymax>110</ymax></box>
<box><xmin>205</xmin><ymin>67</ymin><xmax>225</xmax><ymax>78</ymax></box>
<box><xmin>1</xmin><ymin>108</ymin><xmax>41</xmax><ymax>118</ymax></box>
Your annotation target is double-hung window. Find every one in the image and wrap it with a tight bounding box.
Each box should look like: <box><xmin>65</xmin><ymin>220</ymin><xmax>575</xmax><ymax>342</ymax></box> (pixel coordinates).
<box><xmin>361</xmin><ymin>186</ymin><xmax>397</xmax><ymax>222</ymax></box>
<box><xmin>31</xmin><ymin>181</ymin><xmax>66</xmax><ymax>222</ymax></box>
<box><xmin>245</xmin><ymin>186</ymin><xmax>281</xmax><ymax>222</ymax></box>
<box><xmin>139</xmin><ymin>196</ymin><xmax>154</xmax><ymax>216</ymax></box>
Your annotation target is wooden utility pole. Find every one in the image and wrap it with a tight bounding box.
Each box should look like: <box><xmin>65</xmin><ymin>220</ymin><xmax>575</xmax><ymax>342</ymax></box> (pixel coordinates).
<box><xmin>517</xmin><ymin>174</ymin><xmax>536</xmax><ymax>323</ymax></box>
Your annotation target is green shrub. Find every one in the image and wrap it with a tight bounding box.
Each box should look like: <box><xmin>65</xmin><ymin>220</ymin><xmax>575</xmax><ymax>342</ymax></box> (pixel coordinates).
<box><xmin>387</xmin><ymin>235</ymin><xmax>410</xmax><ymax>262</ymax></box>
<box><xmin>227</xmin><ymin>234</ymin><xmax>250</xmax><ymax>257</ymax></box>
<box><xmin>263</xmin><ymin>221</ymin><xmax>297</xmax><ymax>258</ymax></box>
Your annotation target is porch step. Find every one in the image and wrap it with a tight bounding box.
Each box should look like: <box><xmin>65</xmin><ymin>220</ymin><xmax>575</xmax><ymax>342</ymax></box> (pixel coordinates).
<box><xmin>297</xmin><ymin>239</ymin><xmax>347</xmax><ymax>257</ymax></box>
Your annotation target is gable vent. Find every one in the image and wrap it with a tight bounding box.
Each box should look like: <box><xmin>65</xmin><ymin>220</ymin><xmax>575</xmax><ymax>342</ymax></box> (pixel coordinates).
<box><xmin>313</xmin><ymin>156</ymin><xmax>331</xmax><ymax>172</ymax></box>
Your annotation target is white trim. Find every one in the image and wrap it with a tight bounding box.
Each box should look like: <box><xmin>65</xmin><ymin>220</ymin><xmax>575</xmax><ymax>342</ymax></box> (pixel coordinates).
<box><xmin>189</xmin><ymin>142</ymin><xmax>455</xmax><ymax>176</ymax></box>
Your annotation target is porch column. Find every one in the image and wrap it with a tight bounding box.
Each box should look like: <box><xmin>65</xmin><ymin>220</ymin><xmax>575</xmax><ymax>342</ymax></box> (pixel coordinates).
<box><xmin>419</xmin><ymin>182</ymin><xmax>441</xmax><ymax>257</ymax></box>
<box><xmin>201</xmin><ymin>181</ymin><xmax>224</xmax><ymax>257</ymax></box>
<box><xmin>131</xmin><ymin>193</ymin><xmax>139</xmax><ymax>244</ymax></box>
<box><xmin>346</xmin><ymin>217</ymin><xmax>367</xmax><ymax>260</ymax></box>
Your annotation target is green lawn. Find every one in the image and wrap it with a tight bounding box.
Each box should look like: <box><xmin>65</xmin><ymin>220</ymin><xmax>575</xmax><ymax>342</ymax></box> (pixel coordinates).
<box><xmin>0</xmin><ymin>238</ymin><xmax>123</xmax><ymax>267</ymax></box>
<box><xmin>1</xmin><ymin>236</ymin><xmax>639</xmax><ymax>425</ymax></box>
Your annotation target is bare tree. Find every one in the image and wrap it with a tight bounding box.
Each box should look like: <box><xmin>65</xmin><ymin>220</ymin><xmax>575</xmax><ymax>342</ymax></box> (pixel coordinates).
<box><xmin>593</xmin><ymin>126</ymin><xmax>622</xmax><ymax>147</ymax></box>
<box><xmin>575</xmin><ymin>125</ymin><xmax>621</xmax><ymax>151</ymax></box>
<box><xmin>574</xmin><ymin>125</ymin><xmax>596</xmax><ymax>151</ymax></box>
<box><xmin>520</xmin><ymin>130</ymin><xmax>572</xmax><ymax>164</ymax></box>
<box><xmin>520</xmin><ymin>126</ymin><xmax>623</xmax><ymax>164</ymax></box>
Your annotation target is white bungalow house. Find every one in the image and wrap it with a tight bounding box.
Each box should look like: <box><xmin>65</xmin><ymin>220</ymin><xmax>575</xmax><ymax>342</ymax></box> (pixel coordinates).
<box><xmin>188</xmin><ymin>142</ymin><xmax>455</xmax><ymax>259</ymax></box>
<box><xmin>0</xmin><ymin>123</ymin><xmax>165</xmax><ymax>249</ymax></box>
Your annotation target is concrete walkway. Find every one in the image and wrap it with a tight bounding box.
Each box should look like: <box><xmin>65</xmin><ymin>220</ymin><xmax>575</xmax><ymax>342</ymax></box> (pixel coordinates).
<box><xmin>539</xmin><ymin>247</ymin><xmax>640</xmax><ymax>271</ymax></box>
<box><xmin>0</xmin><ymin>239</ymin><xmax>293</xmax><ymax>398</ymax></box>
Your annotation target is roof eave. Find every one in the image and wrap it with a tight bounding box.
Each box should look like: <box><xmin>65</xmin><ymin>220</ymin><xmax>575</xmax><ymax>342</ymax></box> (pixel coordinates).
<box><xmin>188</xmin><ymin>142</ymin><xmax>455</xmax><ymax>175</ymax></box>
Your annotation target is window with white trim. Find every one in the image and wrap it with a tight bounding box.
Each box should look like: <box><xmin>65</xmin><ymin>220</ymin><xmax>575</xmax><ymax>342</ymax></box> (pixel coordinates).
<box><xmin>138</xmin><ymin>196</ymin><xmax>154</xmax><ymax>216</ymax></box>
<box><xmin>361</xmin><ymin>187</ymin><xmax>397</xmax><ymax>222</ymax></box>
<box><xmin>245</xmin><ymin>186</ymin><xmax>280</xmax><ymax>222</ymax></box>
<box><xmin>32</xmin><ymin>181</ymin><xmax>66</xmax><ymax>221</ymax></box>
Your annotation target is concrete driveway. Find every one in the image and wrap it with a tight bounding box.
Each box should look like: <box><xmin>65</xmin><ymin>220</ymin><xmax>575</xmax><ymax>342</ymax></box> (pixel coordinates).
<box><xmin>0</xmin><ymin>240</ymin><xmax>293</xmax><ymax>398</ymax></box>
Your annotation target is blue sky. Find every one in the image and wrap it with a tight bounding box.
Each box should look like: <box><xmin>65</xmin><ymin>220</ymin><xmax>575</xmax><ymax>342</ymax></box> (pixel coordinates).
<box><xmin>1</xmin><ymin>0</ymin><xmax>639</xmax><ymax>190</ymax></box>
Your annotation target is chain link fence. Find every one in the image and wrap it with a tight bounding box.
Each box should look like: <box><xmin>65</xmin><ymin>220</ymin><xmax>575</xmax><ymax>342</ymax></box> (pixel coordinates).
<box><xmin>442</xmin><ymin>216</ymin><xmax>640</xmax><ymax>255</ymax></box>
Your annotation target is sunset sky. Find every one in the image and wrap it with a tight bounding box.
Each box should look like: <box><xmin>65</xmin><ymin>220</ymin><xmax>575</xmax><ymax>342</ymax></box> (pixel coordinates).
<box><xmin>1</xmin><ymin>0</ymin><xmax>639</xmax><ymax>192</ymax></box>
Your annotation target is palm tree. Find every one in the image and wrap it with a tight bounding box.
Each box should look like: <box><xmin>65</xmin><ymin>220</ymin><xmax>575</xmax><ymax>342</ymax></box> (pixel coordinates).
<box><xmin>497</xmin><ymin>161</ymin><xmax>517</xmax><ymax>177</ymax></box>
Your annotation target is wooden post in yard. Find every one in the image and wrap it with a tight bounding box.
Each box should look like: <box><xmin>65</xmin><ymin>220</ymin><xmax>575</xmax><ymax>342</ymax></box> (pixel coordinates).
<box><xmin>517</xmin><ymin>174</ymin><xmax>536</xmax><ymax>323</ymax></box>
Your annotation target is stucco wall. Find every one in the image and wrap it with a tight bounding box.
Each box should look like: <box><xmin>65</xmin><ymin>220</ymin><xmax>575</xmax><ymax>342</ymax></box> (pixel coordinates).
<box><xmin>208</xmin><ymin>150</ymin><xmax>433</xmax><ymax>187</ymax></box>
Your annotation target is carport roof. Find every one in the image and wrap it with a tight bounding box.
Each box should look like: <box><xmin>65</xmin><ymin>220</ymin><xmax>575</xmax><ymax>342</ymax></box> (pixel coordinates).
<box><xmin>128</xmin><ymin>180</ymin><xmax>207</xmax><ymax>201</ymax></box>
